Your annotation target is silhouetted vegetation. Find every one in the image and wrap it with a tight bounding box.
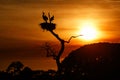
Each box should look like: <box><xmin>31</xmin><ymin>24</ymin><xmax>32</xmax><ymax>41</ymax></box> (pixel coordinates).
<box><xmin>61</xmin><ymin>42</ymin><xmax>120</xmax><ymax>80</ymax></box>
<box><xmin>1</xmin><ymin>43</ymin><xmax>120</xmax><ymax>80</ymax></box>
<box><xmin>0</xmin><ymin>61</ymin><xmax>56</xmax><ymax>80</ymax></box>
<box><xmin>40</xmin><ymin>12</ymin><xmax>81</xmax><ymax>75</ymax></box>
<box><xmin>1</xmin><ymin>13</ymin><xmax>120</xmax><ymax>80</ymax></box>
<box><xmin>6</xmin><ymin>61</ymin><xmax>24</xmax><ymax>76</ymax></box>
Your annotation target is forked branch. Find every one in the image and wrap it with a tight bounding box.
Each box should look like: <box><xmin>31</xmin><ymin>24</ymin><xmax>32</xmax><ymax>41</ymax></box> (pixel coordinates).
<box><xmin>65</xmin><ymin>35</ymin><xmax>83</xmax><ymax>43</ymax></box>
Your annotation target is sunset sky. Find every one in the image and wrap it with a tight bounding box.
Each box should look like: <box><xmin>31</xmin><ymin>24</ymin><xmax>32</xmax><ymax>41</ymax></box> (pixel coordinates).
<box><xmin>0</xmin><ymin>0</ymin><xmax>120</xmax><ymax>70</ymax></box>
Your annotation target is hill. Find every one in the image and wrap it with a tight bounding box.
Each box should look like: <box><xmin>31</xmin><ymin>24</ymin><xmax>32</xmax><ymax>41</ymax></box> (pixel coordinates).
<box><xmin>61</xmin><ymin>42</ymin><xmax>120</xmax><ymax>80</ymax></box>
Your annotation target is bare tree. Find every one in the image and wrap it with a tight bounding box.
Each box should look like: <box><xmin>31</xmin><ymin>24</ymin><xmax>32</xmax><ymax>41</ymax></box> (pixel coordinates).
<box><xmin>41</xmin><ymin>42</ymin><xmax>56</xmax><ymax>59</ymax></box>
<box><xmin>40</xmin><ymin>12</ymin><xmax>82</xmax><ymax>74</ymax></box>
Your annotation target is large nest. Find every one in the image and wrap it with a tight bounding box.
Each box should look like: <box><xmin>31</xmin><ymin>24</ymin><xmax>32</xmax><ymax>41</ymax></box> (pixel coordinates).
<box><xmin>40</xmin><ymin>23</ymin><xmax>56</xmax><ymax>31</ymax></box>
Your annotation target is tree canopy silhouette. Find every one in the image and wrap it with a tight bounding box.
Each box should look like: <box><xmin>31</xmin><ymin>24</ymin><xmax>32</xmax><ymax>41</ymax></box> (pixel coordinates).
<box><xmin>6</xmin><ymin>61</ymin><xmax>24</xmax><ymax>76</ymax></box>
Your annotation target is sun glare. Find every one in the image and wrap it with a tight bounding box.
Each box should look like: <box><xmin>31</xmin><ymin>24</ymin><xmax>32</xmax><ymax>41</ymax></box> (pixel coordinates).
<box><xmin>78</xmin><ymin>20</ymin><xmax>99</xmax><ymax>41</ymax></box>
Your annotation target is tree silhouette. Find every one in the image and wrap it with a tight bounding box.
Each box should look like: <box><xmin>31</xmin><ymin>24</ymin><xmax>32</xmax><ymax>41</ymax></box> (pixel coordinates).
<box><xmin>39</xmin><ymin>12</ymin><xmax>82</xmax><ymax>75</ymax></box>
<box><xmin>6</xmin><ymin>61</ymin><xmax>24</xmax><ymax>76</ymax></box>
<box><xmin>41</xmin><ymin>42</ymin><xmax>56</xmax><ymax>59</ymax></box>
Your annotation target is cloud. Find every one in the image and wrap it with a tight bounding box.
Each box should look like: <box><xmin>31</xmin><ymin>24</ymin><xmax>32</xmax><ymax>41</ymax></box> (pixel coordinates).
<box><xmin>0</xmin><ymin>0</ymin><xmax>120</xmax><ymax>11</ymax></box>
<box><xmin>0</xmin><ymin>0</ymin><xmax>120</xmax><ymax>45</ymax></box>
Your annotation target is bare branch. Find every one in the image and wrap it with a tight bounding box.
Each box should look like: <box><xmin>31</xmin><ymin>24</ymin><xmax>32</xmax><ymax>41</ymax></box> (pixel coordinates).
<box><xmin>41</xmin><ymin>42</ymin><xmax>57</xmax><ymax>59</ymax></box>
<box><xmin>65</xmin><ymin>35</ymin><xmax>83</xmax><ymax>43</ymax></box>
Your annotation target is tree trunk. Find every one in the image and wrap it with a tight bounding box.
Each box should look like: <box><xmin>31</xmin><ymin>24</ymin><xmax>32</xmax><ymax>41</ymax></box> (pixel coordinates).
<box><xmin>50</xmin><ymin>30</ymin><xmax>65</xmax><ymax>73</ymax></box>
<box><xmin>56</xmin><ymin>40</ymin><xmax>65</xmax><ymax>73</ymax></box>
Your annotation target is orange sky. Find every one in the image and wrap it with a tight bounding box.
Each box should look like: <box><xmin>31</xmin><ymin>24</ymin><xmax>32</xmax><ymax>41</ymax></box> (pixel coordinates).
<box><xmin>0</xmin><ymin>0</ymin><xmax>120</xmax><ymax>71</ymax></box>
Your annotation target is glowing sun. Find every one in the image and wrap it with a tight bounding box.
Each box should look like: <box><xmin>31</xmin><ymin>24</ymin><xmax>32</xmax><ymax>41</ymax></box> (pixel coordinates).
<box><xmin>79</xmin><ymin>20</ymin><xmax>99</xmax><ymax>41</ymax></box>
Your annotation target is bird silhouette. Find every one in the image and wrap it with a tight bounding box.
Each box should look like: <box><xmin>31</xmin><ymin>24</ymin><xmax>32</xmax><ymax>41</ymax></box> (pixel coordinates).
<box><xmin>48</xmin><ymin>13</ymin><xmax>54</xmax><ymax>23</ymax></box>
<box><xmin>50</xmin><ymin>15</ymin><xmax>54</xmax><ymax>23</ymax></box>
<box><xmin>42</xmin><ymin>12</ymin><xmax>48</xmax><ymax>23</ymax></box>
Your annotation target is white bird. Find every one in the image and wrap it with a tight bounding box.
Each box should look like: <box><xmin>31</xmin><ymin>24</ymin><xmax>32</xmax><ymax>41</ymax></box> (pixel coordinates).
<box><xmin>42</xmin><ymin>12</ymin><xmax>48</xmax><ymax>23</ymax></box>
